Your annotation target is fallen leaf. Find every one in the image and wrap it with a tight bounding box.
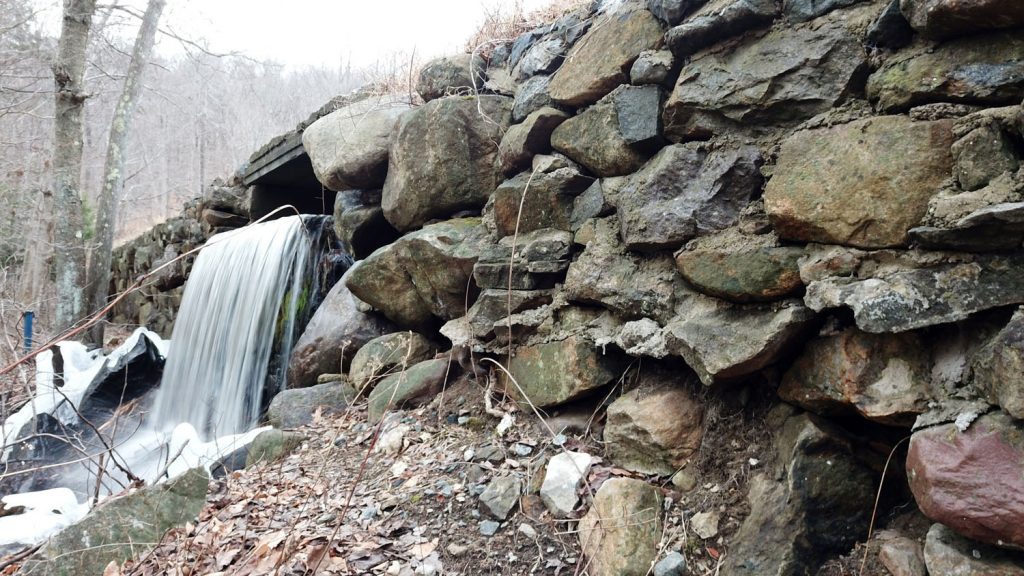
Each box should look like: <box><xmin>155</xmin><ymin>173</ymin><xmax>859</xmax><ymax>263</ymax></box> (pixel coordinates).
<box><xmin>410</xmin><ymin>539</ymin><xmax>438</xmax><ymax>560</ymax></box>
<box><xmin>102</xmin><ymin>561</ymin><xmax>120</xmax><ymax>576</ymax></box>
<box><xmin>305</xmin><ymin>541</ymin><xmax>330</xmax><ymax>573</ymax></box>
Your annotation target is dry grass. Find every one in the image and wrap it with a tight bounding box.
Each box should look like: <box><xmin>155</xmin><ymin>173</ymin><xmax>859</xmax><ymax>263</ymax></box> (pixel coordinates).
<box><xmin>464</xmin><ymin>0</ymin><xmax>588</xmax><ymax>60</ymax></box>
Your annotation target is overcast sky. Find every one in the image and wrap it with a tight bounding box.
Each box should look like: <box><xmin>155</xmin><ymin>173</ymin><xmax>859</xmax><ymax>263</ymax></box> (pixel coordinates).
<box><xmin>36</xmin><ymin>0</ymin><xmax>557</xmax><ymax>69</ymax></box>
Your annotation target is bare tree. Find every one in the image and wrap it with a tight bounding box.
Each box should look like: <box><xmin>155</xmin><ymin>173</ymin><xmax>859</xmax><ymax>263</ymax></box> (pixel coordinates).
<box><xmin>85</xmin><ymin>0</ymin><xmax>165</xmax><ymax>345</ymax></box>
<box><xmin>52</xmin><ymin>0</ymin><xmax>98</xmax><ymax>331</ymax></box>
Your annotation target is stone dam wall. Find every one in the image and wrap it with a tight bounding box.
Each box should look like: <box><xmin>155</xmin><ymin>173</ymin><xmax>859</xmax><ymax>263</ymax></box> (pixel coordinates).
<box><xmin>111</xmin><ymin>0</ymin><xmax>1024</xmax><ymax>573</ymax></box>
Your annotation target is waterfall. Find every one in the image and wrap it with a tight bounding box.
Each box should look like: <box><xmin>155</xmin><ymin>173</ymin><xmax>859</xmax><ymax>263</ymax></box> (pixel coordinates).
<box><xmin>150</xmin><ymin>215</ymin><xmax>317</xmax><ymax>439</ymax></box>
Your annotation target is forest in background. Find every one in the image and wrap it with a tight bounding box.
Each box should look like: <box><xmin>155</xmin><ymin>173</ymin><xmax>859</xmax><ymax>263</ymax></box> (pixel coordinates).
<box><xmin>0</xmin><ymin>0</ymin><xmax>578</xmax><ymax>403</ymax></box>
<box><xmin>0</xmin><ymin>0</ymin><xmax>383</xmax><ymax>359</ymax></box>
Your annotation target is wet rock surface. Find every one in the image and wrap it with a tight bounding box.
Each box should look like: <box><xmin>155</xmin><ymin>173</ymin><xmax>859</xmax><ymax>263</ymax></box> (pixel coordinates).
<box><xmin>288</xmin><ymin>267</ymin><xmax>397</xmax><ymax>388</ymax></box>
<box><xmin>21</xmin><ymin>469</ymin><xmax>209</xmax><ymax>576</ymax></box>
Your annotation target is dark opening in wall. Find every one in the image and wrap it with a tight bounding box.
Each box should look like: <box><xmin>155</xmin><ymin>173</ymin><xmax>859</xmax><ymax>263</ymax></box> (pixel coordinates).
<box><xmin>242</xmin><ymin>131</ymin><xmax>335</xmax><ymax>220</ymax></box>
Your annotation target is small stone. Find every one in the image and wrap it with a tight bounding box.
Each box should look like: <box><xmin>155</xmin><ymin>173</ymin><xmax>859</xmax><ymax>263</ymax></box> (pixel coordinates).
<box><xmin>879</xmin><ymin>535</ymin><xmax>927</xmax><ymax>576</ymax></box>
<box><xmin>690</xmin><ymin>511</ymin><xmax>720</xmax><ymax>539</ymax></box>
<box><xmin>654</xmin><ymin>551</ymin><xmax>687</xmax><ymax>576</ymax></box>
<box><xmin>518</xmin><ymin>523</ymin><xmax>538</xmax><ymax>539</ymax></box>
<box><xmin>479</xmin><ymin>520</ymin><xmax>501</xmax><ymax>536</ymax></box>
<box><xmin>671</xmin><ymin>469</ymin><xmax>698</xmax><ymax>492</ymax></box>
<box><xmin>631</xmin><ymin>49</ymin><xmax>674</xmax><ymax>85</ymax></box>
<box><xmin>446</xmin><ymin>543</ymin><xmax>469</xmax><ymax>557</ymax></box>
<box><xmin>540</xmin><ymin>451</ymin><xmax>594</xmax><ymax>517</ymax></box>
<box><xmin>512</xmin><ymin>443</ymin><xmax>534</xmax><ymax>457</ymax></box>
<box><xmin>479</xmin><ymin>476</ymin><xmax>522</xmax><ymax>520</ymax></box>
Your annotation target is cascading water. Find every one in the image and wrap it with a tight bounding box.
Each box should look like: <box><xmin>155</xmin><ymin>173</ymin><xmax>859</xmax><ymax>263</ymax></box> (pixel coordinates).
<box><xmin>0</xmin><ymin>214</ymin><xmax>348</xmax><ymax>549</ymax></box>
<box><xmin>151</xmin><ymin>215</ymin><xmax>315</xmax><ymax>439</ymax></box>
<box><xmin>1</xmin><ymin>214</ymin><xmax>342</xmax><ymax>498</ymax></box>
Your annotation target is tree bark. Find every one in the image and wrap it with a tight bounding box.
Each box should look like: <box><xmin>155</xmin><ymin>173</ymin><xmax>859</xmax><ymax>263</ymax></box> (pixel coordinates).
<box><xmin>52</xmin><ymin>0</ymin><xmax>98</xmax><ymax>332</ymax></box>
<box><xmin>85</xmin><ymin>0</ymin><xmax>166</xmax><ymax>345</ymax></box>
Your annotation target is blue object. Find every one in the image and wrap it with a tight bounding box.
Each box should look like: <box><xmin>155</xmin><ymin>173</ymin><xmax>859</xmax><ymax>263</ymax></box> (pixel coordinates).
<box><xmin>23</xmin><ymin>310</ymin><xmax>33</xmax><ymax>353</ymax></box>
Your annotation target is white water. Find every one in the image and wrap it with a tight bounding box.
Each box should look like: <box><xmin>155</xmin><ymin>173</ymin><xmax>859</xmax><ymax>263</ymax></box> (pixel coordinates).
<box><xmin>0</xmin><ymin>216</ymin><xmax>320</xmax><ymax>549</ymax></box>
<box><xmin>151</xmin><ymin>215</ymin><xmax>313</xmax><ymax>439</ymax></box>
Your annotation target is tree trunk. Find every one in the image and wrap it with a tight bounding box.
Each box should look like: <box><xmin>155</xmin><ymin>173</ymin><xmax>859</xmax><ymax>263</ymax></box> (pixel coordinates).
<box><xmin>85</xmin><ymin>0</ymin><xmax>165</xmax><ymax>345</ymax></box>
<box><xmin>52</xmin><ymin>0</ymin><xmax>98</xmax><ymax>332</ymax></box>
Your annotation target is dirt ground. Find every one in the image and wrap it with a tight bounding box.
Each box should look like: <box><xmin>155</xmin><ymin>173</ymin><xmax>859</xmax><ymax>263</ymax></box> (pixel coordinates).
<box><xmin>31</xmin><ymin>370</ymin><xmax>771</xmax><ymax>576</ymax></box>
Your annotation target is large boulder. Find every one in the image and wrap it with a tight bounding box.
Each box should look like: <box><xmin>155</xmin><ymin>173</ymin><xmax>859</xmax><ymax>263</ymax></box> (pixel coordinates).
<box><xmin>923</xmin><ymin>523</ymin><xmax>1024</xmax><ymax>575</ymax></box>
<box><xmin>416</xmin><ymin>54</ymin><xmax>486</xmax><ymax>101</ymax></box>
<box><xmin>579</xmin><ymin>478</ymin><xmax>664</xmax><ymax>576</ymax></box>
<box><xmin>867</xmin><ymin>31</ymin><xmax>1024</xmax><ymax>112</ymax></box>
<box><xmin>267</xmin><ymin>382</ymin><xmax>351</xmax><ymax>428</ymax></box>
<box><xmin>647</xmin><ymin>0</ymin><xmax>708</xmax><ymax>25</ymax></box>
<box><xmin>778</xmin><ymin>327</ymin><xmax>932</xmax><ymax>425</ymax></box>
<box><xmin>547</xmin><ymin>8</ymin><xmax>664</xmax><ymax>107</ymax></box>
<box><xmin>726</xmin><ymin>412</ymin><xmax>878</xmax><ymax>575</ymax></box>
<box><xmin>604</xmin><ymin>371</ymin><xmax>704</xmax><ymax>475</ymax></box>
<box><xmin>382</xmin><ymin>96</ymin><xmax>512</xmax><ymax>231</ymax></box>
<box><xmin>349</xmin><ymin>331</ymin><xmax>438</xmax><ymax>392</ymax></box>
<box><xmin>675</xmin><ymin>246</ymin><xmax>805</xmax><ymax>303</ymax></box>
<box><xmin>345</xmin><ymin>218</ymin><xmax>489</xmax><ymax>330</ymax></box>
<box><xmin>804</xmin><ymin>253</ymin><xmax>1024</xmax><ymax>333</ymax></box>
<box><xmin>610</xmin><ymin>143</ymin><xmax>763</xmax><ymax>252</ymax></box>
<box><xmin>764</xmin><ymin>116</ymin><xmax>954</xmax><ymax>249</ymax></box>
<box><xmin>550</xmin><ymin>86</ymin><xmax>659</xmax><ymax>177</ymax></box>
<box><xmin>907</xmin><ymin>411</ymin><xmax>1024</xmax><ymax>549</ymax></box>
<box><xmin>512</xmin><ymin>75</ymin><xmax>556</xmax><ymax>123</ymax></box>
<box><xmin>302</xmin><ymin>97</ymin><xmax>412</xmax><ymax>191</ymax></box>
<box><xmin>665</xmin><ymin>0</ymin><xmax>779</xmax><ymax>56</ymax></box>
<box><xmin>663</xmin><ymin>11</ymin><xmax>865</xmax><ymax>139</ymax></box>
<box><xmin>489</xmin><ymin>166</ymin><xmax>593</xmax><ymax>237</ymax></box>
<box><xmin>900</xmin><ymin>0</ymin><xmax>1024</xmax><ymax>40</ymax></box>
<box><xmin>21</xmin><ymin>469</ymin><xmax>209</xmax><ymax>576</ymax></box>
<box><xmin>498</xmin><ymin>107</ymin><xmax>570</xmax><ymax>175</ymax></box>
<box><xmin>664</xmin><ymin>291</ymin><xmax>816</xmax><ymax>385</ymax></box>
<box><xmin>972</xmin><ymin>309</ymin><xmax>1024</xmax><ymax>418</ymax></box>
<box><xmin>332</xmin><ymin>189</ymin><xmax>400</xmax><ymax>260</ymax></box>
<box><xmin>288</xmin><ymin>267</ymin><xmax>397</xmax><ymax>388</ymax></box>
<box><xmin>367</xmin><ymin>358</ymin><xmax>449</xmax><ymax>422</ymax></box>
<box><xmin>505</xmin><ymin>336</ymin><xmax>622</xmax><ymax>408</ymax></box>
<box><xmin>564</xmin><ymin>216</ymin><xmax>679</xmax><ymax>322</ymax></box>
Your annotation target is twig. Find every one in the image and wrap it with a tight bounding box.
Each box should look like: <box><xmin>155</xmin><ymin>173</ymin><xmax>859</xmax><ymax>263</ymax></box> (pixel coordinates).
<box><xmin>0</xmin><ymin>542</ymin><xmax>43</xmax><ymax>572</ymax></box>
<box><xmin>859</xmin><ymin>435</ymin><xmax>911</xmax><ymax>576</ymax></box>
